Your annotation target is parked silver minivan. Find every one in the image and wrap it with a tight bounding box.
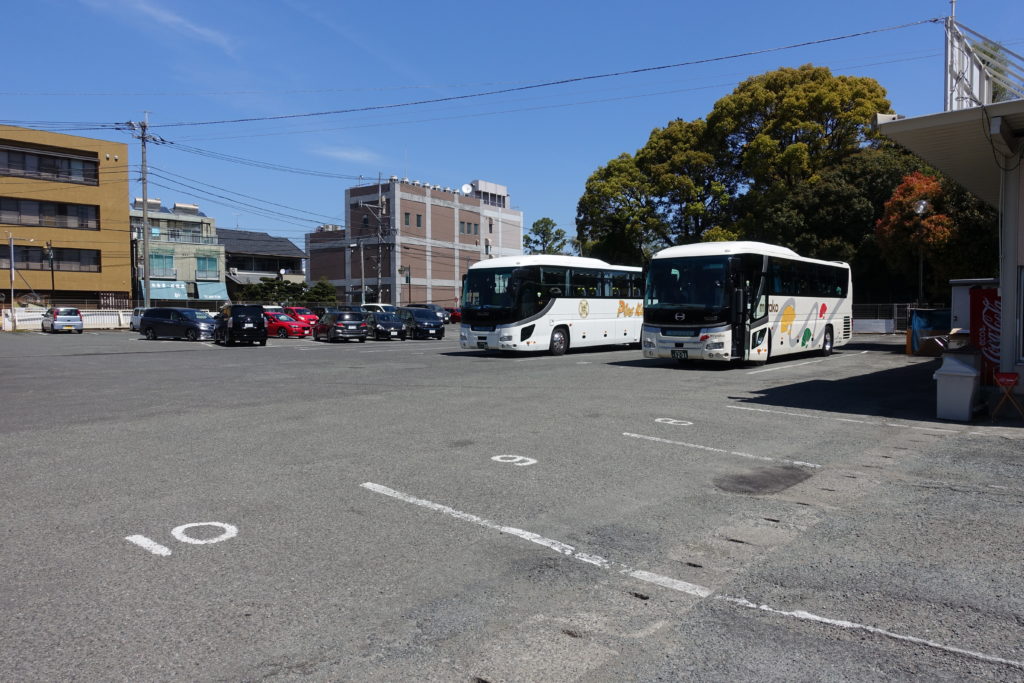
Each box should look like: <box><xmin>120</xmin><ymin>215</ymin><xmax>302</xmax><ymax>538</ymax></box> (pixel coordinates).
<box><xmin>129</xmin><ymin>307</ymin><xmax>145</xmax><ymax>331</ymax></box>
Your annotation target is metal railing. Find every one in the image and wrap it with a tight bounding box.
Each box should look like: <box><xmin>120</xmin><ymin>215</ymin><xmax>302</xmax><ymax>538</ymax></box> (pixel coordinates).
<box><xmin>852</xmin><ymin>303</ymin><xmax>947</xmax><ymax>333</ymax></box>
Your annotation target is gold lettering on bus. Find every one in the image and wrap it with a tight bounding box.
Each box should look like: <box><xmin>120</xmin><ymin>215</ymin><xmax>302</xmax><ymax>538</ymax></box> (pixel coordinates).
<box><xmin>616</xmin><ymin>300</ymin><xmax>643</xmax><ymax>317</ymax></box>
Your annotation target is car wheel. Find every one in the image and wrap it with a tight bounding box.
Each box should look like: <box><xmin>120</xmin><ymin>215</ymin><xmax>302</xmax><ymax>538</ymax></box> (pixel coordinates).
<box><xmin>258</xmin><ymin>339</ymin><xmax>267</xmax><ymax>346</ymax></box>
<box><xmin>820</xmin><ymin>326</ymin><xmax>834</xmax><ymax>356</ymax></box>
<box><xmin>41</xmin><ymin>323</ymin><xmax>47</xmax><ymax>333</ymax></box>
<box><xmin>76</xmin><ymin>328</ymin><xmax>84</xmax><ymax>334</ymax></box>
<box><xmin>277</xmin><ymin>328</ymin><xmax>289</xmax><ymax>338</ymax></box>
<box><xmin>549</xmin><ymin>327</ymin><xmax>569</xmax><ymax>356</ymax></box>
<box><xmin>358</xmin><ymin>337</ymin><xmax>366</xmax><ymax>343</ymax></box>
<box><xmin>186</xmin><ymin>329</ymin><xmax>198</xmax><ymax>342</ymax></box>
<box><xmin>313</xmin><ymin>330</ymin><xmax>319</xmax><ymax>341</ymax></box>
<box><xmin>226</xmin><ymin>332</ymin><xmax>236</xmax><ymax>346</ymax></box>
<box><xmin>144</xmin><ymin>327</ymin><xmax>156</xmax><ymax>340</ymax></box>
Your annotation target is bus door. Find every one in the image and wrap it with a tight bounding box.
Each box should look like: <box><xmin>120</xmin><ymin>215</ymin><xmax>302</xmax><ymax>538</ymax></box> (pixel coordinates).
<box><xmin>746</xmin><ymin>255</ymin><xmax>770</xmax><ymax>360</ymax></box>
<box><xmin>730</xmin><ymin>255</ymin><xmax>769</xmax><ymax>361</ymax></box>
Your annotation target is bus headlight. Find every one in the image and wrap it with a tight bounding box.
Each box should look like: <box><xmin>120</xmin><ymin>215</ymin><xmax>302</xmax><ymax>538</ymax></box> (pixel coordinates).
<box><xmin>706</xmin><ymin>342</ymin><xmax>725</xmax><ymax>350</ymax></box>
<box><xmin>643</xmin><ymin>336</ymin><xmax>656</xmax><ymax>349</ymax></box>
<box><xmin>499</xmin><ymin>334</ymin><xmax>513</xmax><ymax>342</ymax></box>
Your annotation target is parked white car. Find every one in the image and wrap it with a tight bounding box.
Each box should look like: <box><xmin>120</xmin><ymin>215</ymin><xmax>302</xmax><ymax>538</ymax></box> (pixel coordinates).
<box><xmin>129</xmin><ymin>307</ymin><xmax>146</xmax><ymax>331</ymax></box>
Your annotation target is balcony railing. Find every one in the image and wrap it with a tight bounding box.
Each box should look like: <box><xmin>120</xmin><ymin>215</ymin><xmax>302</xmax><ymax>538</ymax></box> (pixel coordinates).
<box><xmin>195</xmin><ymin>269</ymin><xmax>220</xmax><ymax>280</ymax></box>
<box><xmin>149</xmin><ymin>268</ymin><xmax>178</xmax><ymax>279</ymax></box>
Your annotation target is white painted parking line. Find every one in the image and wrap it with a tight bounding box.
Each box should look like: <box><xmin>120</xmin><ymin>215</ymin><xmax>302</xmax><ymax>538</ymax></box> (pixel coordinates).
<box><xmin>125</xmin><ymin>535</ymin><xmax>172</xmax><ymax>556</ymax></box>
<box><xmin>747</xmin><ymin>358</ymin><xmax>827</xmax><ymax>374</ymax></box>
<box><xmin>622</xmin><ymin>432</ymin><xmax>821</xmax><ymax>468</ymax></box>
<box><xmin>727</xmin><ymin>405</ymin><xmax>959</xmax><ymax>434</ymax></box>
<box><xmin>361</xmin><ymin>482</ymin><xmax>1024</xmax><ymax>671</ymax></box>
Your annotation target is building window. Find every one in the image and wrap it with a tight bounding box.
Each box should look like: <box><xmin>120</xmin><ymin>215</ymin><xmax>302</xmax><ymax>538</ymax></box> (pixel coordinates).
<box><xmin>416</xmin><ymin>214</ymin><xmax>422</xmax><ymax>228</ymax></box>
<box><xmin>459</xmin><ymin>221</ymin><xmax>465</xmax><ymax>234</ymax></box>
<box><xmin>489</xmin><ymin>219</ymin><xmax>493</xmax><ymax>234</ymax></box>
<box><xmin>0</xmin><ymin>197</ymin><xmax>99</xmax><ymax>230</ymax></box>
<box><xmin>0</xmin><ymin>245</ymin><xmax>101</xmax><ymax>272</ymax></box>
<box><xmin>362</xmin><ymin>216</ymin><xmax>369</xmax><ymax>227</ymax></box>
<box><xmin>196</xmin><ymin>255</ymin><xmax>219</xmax><ymax>280</ymax></box>
<box><xmin>404</xmin><ymin>212</ymin><xmax>410</xmax><ymax>226</ymax></box>
<box><xmin>473</xmin><ymin>223</ymin><xmax>479</xmax><ymax>235</ymax></box>
<box><xmin>0</xmin><ymin>146</ymin><xmax>99</xmax><ymax>185</ymax></box>
<box><xmin>149</xmin><ymin>253</ymin><xmax>175</xmax><ymax>278</ymax></box>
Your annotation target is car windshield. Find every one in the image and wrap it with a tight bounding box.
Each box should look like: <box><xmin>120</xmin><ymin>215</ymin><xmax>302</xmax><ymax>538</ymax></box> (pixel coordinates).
<box><xmin>182</xmin><ymin>310</ymin><xmax>213</xmax><ymax>321</ymax></box>
<box><xmin>410</xmin><ymin>309</ymin><xmax>438</xmax><ymax>321</ymax></box>
<box><xmin>276</xmin><ymin>314</ymin><xmax>296</xmax><ymax>322</ymax></box>
<box><xmin>376</xmin><ymin>313</ymin><xmax>399</xmax><ymax>323</ymax></box>
<box><xmin>290</xmin><ymin>308</ymin><xmax>313</xmax><ymax>316</ymax></box>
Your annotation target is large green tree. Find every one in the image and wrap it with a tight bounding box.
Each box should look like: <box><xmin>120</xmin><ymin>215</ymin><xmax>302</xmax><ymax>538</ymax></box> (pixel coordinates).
<box><xmin>575</xmin><ymin>153</ymin><xmax>662</xmax><ymax>265</ymax></box>
<box><xmin>522</xmin><ymin>217</ymin><xmax>568</xmax><ymax>255</ymax></box>
<box><xmin>706</xmin><ymin>64</ymin><xmax>892</xmax><ymax>239</ymax></box>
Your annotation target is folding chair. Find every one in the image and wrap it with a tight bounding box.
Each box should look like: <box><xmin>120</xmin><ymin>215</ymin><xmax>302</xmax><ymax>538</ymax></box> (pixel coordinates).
<box><xmin>991</xmin><ymin>372</ymin><xmax>1024</xmax><ymax>422</ymax></box>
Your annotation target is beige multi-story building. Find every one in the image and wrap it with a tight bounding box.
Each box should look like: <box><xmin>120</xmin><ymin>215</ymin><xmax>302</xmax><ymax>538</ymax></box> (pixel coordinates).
<box><xmin>129</xmin><ymin>199</ymin><xmax>228</xmax><ymax>303</ymax></box>
<box><xmin>307</xmin><ymin>178</ymin><xmax>523</xmax><ymax>306</ymax></box>
<box><xmin>0</xmin><ymin>125</ymin><xmax>130</xmax><ymax>307</ymax></box>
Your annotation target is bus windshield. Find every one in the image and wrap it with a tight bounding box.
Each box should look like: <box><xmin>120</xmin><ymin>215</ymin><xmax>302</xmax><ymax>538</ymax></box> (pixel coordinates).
<box><xmin>645</xmin><ymin>256</ymin><xmax>730</xmax><ymax>311</ymax></box>
<box><xmin>462</xmin><ymin>266</ymin><xmax>548</xmax><ymax>325</ymax></box>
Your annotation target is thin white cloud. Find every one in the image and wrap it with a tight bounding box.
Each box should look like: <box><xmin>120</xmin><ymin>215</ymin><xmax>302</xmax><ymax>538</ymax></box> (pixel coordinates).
<box><xmin>314</xmin><ymin>147</ymin><xmax>382</xmax><ymax>164</ymax></box>
<box><xmin>81</xmin><ymin>0</ymin><xmax>237</xmax><ymax>57</ymax></box>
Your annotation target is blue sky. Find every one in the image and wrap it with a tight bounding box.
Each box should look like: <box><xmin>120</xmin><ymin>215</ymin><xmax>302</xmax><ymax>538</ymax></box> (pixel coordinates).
<box><xmin>4</xmin><ymin>0</ymin><xmax>1021</xmax><ymax>248</ymax></box>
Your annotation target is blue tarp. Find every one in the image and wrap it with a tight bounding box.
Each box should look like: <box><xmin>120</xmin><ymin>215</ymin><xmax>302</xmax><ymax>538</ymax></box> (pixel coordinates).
<box><xmin>196</xmin><ymin>281</ymin><xmax>230</xmax><ymax>301</ymax></box>
<box><xmin>910</xmin><ymin>308</ymin><xmax>951</xmax><ymax>353</ymax></box>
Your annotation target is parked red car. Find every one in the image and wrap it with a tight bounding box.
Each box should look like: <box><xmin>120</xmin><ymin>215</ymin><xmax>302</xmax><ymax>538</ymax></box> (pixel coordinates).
<box><xmin>263</xmin><ymin>312</ymin><xmax>312</xmax><ymax>338</ymax></box>
<box><xmin>445</xmin><ymin>307</ymin><xmax>461</xmax><ymax>324</ymax></box>
<box><xmin>283</xmin><ymin>306</ymin><xmax>318</xmax><ymax>325</ymax></box>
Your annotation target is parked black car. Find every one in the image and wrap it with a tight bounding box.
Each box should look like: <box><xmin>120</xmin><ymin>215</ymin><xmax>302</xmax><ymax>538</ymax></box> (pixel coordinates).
<box><xmin>310</xmin><ymin>305</ymin><xmax>362</xmax><ymax>319</ymax></box>
<box><xmin>313</xmin><ymin>311</ymin><xmax>367</xmax><ymax>342</ymax></box>
<box><xmin>396</xmin><ymin>307</ymin><xmax>445</xmax><ymax>339</ymax></box>
<box><xmin>406</xmin><ymin>303</ymin><xmax>449</xmax><ymax>323</ymax></box>
<box><xmin>365</xmin><ymin>311</ymin><xmax>407</xmax><ymax>341</ymax></box>
<box><xmin>140</xmin><ymin>307</ymin><xmax>217</xmax><ymax>341</ymax></box>
<box><xmin>214</xmin><ymin>304</ymin><xmax>267</xmax><ymax>346</ymax></box>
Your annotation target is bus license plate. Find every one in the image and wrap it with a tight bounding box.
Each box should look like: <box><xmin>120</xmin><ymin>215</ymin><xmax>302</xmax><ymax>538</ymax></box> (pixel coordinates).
<box><xmin>671</xmin><ymin>350</ymin><xmax>688</xmax><ymax>359</ymax></box>
<box><xmin>477</xmin><ymin>341</ymin><xmax>487</xmax><ymax>349</ymax></box>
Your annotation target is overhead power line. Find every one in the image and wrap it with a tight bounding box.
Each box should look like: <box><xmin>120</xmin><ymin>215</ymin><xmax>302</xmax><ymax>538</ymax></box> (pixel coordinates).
<box><xmin>148</xmin><ymin>18</ymin><xmax>942</xmax><ymax>129</ymax></box>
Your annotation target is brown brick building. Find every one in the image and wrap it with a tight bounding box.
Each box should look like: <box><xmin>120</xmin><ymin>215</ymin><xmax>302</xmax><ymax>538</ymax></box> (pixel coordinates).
<box><xmin>0</xmin><ymin>125</ymin><xmax>130</xmax><ymax>307</ymax></box>
<box><xmin>307</xmin><ymin>178</ymin><xmax>523</xmax><ymax>306</ymax></box>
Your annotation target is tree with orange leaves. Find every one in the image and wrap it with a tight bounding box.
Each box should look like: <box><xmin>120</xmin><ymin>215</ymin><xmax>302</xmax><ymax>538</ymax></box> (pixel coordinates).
<box><xmin>875</xmin><ymin>171</ymin><xmax>955</xmax><ymax>301</ymax></box>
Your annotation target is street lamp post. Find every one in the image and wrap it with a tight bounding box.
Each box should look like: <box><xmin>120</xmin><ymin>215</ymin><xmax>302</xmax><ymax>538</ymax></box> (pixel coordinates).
<box><xmin>6</xmin><ymin>232</ymin><xmax>35</xmax><ymax>332</ymax></box>
<box><xmin>913</xmin><ymin>199</ymin><xmax>930</xmax><ymax>305</ymax></box>
<box><xmin>349</xmin><ymin>242</ymin><xmax>365</xmax><ymax>305</ymax></box>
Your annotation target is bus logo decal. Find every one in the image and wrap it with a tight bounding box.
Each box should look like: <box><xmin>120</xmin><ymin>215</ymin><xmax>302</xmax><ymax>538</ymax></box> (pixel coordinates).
<box><xmin>578</xmin><ymin>300</ymin><xmax>590</xmax><ymax>318</ymax></box>
<box><xmin>616</xmin><ymin>300</ymin><xmax>643</xmax><ymax>318</ymax></box>
<box><xmin>674</xmin><ymin>312</ymin><xmax>686</xmax><ymax>321</ymax></box>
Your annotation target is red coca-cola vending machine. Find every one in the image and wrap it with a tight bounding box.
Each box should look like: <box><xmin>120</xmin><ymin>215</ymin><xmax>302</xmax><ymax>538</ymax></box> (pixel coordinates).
<box><xmin>969</xmin><ymin>287</ymin><xmax>1000</xmax><ymax>385</ymax></box>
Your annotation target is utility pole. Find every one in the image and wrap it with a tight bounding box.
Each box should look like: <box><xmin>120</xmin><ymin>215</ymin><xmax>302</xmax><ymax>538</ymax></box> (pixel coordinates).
<box><xmin>358</xmin><ymin>173</ymin><xmax>390</xmax><ymax>304</ymax></box>
<box><xmin>125</xmin><ymin>113</ymin><xmax>156</xmax><ymax>308</ymax></box>
<box><xmin>45</xmin><ymin>241</ymin><xmax>55</xmax><ymax>297</ymax></box>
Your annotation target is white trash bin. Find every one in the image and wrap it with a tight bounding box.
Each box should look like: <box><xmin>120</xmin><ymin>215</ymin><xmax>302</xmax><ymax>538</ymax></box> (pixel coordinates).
<box><xmin>933</xmin><ymin>355</ymin><xmax>980</xmax><ymax>421</ymax></box>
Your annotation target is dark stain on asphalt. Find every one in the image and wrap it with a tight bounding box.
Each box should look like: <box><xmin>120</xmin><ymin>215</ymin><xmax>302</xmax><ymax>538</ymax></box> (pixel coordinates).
<box><xmin>714</xmin><ymin>466</ymin><xmax>812</xmax><ymax>495</ymax></box>
<box><xmin>450</xmin><ymin>440</ymin><xmax>475</xmax><ymax>448</ymax></box>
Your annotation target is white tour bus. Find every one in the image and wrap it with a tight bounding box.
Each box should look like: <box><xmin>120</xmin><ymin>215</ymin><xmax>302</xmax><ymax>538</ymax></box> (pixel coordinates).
<box><xmin>460</xmin><ymin>255</ymin><xmax>643</xmax><ymax>355</ymax></box>
<box><xmin>642</xmin><ymin>241</ymin><xmax>852</xmax><ymax>364</ymax></box>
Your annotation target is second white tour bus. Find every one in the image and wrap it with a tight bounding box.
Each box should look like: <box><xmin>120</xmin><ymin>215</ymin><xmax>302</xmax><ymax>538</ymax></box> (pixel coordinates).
<box><xmin>642</xmin><ymin>241</ymin><xmax>852</xmax><ymax>364</ymax></box>
<box><xmin>460</xmin><ymin>255</ymin><xmax>643</xmax><ymax>355</ymax></box>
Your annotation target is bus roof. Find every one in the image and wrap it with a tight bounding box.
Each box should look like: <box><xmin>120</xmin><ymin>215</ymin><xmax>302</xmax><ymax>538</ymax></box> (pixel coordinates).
<box><xmin>468</xmin><ymin>254</ymin><xmax>641</xmax><ymax>272</ymax></box>
<box><xmin>650</xmin><ymin>241</ymin><xmax>848</xmax><ymax>268</ymax></box>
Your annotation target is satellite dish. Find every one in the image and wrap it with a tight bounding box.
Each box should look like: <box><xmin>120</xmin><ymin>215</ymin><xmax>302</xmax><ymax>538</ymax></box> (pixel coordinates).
<box><xmin>18</xmin><ymin>293</ymin><xmax>43</xmax><ymax>306</ymax></box>
<box><xmin>461</xmin><ymin>183</ymin><xmax>473</xmax><ymax>195</ymax></box>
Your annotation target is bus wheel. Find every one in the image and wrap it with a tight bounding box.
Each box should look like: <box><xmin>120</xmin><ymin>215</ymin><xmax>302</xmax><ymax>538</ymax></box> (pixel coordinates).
<box><xmin>549</xmin><ymin>327</ymin><xmax>569</xmax><ymax>356</ymax></box>
<box><xmin>820</xmin><ymin>326</ymin><xmax>834</xmax><ymax>356</ymax></box>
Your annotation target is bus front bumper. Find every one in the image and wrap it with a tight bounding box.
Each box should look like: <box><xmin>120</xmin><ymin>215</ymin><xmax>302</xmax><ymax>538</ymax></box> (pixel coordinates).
<box><xmin>641</xmin><ymin>326</ymin><xmax>732</xmax><ymax>361</ymax></box>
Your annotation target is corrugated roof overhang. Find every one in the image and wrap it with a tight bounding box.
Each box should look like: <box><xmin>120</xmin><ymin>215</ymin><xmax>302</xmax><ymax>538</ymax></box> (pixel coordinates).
<box><xmin>878</xmin><ymin>99</ymin><xmax>1024</xmax><ymax>207</ymax></box>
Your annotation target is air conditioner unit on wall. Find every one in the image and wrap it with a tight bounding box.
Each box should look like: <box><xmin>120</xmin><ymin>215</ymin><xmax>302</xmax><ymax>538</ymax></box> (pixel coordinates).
<box><xmin>229</xmin><ymin>267</ymin><xmax>238</xmax><ymax>275</ymax></box>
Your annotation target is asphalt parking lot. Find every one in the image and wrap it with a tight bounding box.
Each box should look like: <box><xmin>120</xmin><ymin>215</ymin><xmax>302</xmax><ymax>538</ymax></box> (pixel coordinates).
<box><xmin>1</xmin><ymin>330</ymin><xmax>1022</xmax><ymax>681</ymax></box>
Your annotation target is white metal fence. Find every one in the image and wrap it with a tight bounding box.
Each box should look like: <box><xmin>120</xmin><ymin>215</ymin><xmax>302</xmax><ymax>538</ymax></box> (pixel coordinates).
<box><xmin>2</xmin><ymin>308</ymin><xmax>134</xmax><ymax>332</ymax></box>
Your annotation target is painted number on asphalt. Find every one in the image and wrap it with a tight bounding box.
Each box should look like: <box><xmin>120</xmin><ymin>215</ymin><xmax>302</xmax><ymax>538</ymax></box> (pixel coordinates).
<box><xmin>492</xmin><ymin>455</ymin><xmax>537</xmax><ymax>467</ymax></box>
<box><xmin>126</xmin><ymin>522</ymin><xmax>239</xmax><ymax>557</ymax></box>
<box><xmin>655</xmin><ymin>418</ymin><xmax>693</xmax><ymax>426</ymax></box>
